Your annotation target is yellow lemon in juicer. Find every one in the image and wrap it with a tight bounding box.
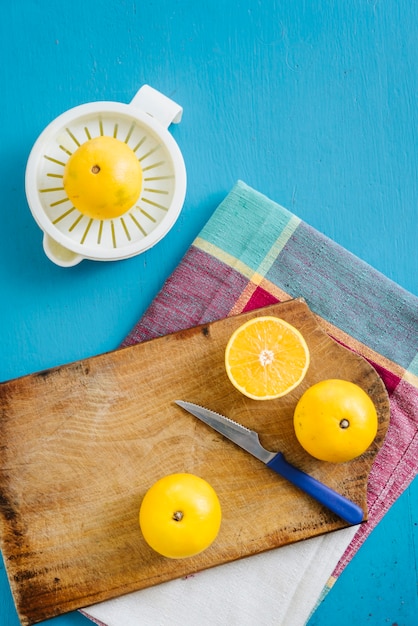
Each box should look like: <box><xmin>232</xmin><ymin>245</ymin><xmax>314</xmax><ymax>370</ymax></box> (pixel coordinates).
<box><xmin>63</xmin><ymin>135</ymin><xmax>142</xmax><ymax>220</ymax></box>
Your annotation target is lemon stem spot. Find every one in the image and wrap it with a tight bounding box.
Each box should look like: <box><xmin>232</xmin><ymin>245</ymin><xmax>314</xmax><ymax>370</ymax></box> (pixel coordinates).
<box><xmin>339</xmin><ymin>418</ymin><xmax>350</xmax><ymax>429</ymax></box>
<box><xmin>259</xmin><ymin>349</ymin><xmax>274</xmax><ymax>367</ymax></box>
<box><xmin>91</xmin><ymin>165</ymin><xmax>100</xmax><ymax>174</ymax></box>
<box><xmin>173</xmin><ymin>511</ymin><xmax>184</xmax><ymax>522</ymax></box>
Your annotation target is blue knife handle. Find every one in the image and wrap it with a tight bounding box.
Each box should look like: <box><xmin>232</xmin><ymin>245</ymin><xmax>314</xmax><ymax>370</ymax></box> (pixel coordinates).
<box><xmin>266</xmin><ymin>453</ymin><xmax>364</xmax><ymax>525</ymax></box>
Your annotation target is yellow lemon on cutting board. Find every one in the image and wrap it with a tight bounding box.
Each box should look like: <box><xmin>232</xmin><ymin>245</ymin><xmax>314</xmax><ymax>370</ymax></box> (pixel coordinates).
<box><xmin>63</xmin><ymin>135</ymin><xmax>142</xmax><ymax>220</ymax></box>
<box><xmin>293</xmin><ymin>379</ymin><xmax>378</xmax><ymax>463</ymax></box>
<box><xmin>139</xmin><ymin>473</ymin><xmax>222</xmax><ymax>559</ymax></box>
<box><xmin>224</xmin><ymin>316</ymin><xmax>310</xmax><ymax>400</ymax></box>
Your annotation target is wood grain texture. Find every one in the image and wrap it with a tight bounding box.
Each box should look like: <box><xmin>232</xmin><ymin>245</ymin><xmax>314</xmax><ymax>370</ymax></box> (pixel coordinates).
<box><xmin>0</xmin><ymin>300</ymin><xmax>389</xmax><ymax>625</ymax></box>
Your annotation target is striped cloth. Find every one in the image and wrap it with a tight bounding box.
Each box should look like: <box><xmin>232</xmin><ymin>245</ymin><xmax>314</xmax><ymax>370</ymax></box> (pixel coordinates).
<box><xmin>84</xmin><ymin>180</ymin><xmax>418</xmax><ymax>626</ymax></box>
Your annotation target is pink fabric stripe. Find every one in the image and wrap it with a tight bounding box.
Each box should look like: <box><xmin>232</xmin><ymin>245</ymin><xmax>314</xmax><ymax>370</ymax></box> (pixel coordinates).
<box><xmin>79</xmin><ymin>609</ymin><xmax>108</xmax><ymax>625</ymax></box>
<box><xmin>122</xmin><ymin>247</ymin><xmax>248</xmax><ymax>346</ymax></box>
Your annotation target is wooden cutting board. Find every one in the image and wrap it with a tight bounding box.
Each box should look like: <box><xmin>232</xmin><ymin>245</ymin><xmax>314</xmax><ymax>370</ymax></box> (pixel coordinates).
<box><xmin>0</xmin><ymin>299</ymin><xmax>389</xmax><ymax>625</ymax></box>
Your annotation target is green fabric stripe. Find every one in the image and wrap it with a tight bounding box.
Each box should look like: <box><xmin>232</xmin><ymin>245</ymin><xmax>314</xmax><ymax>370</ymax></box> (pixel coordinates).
<box><xmin>199</xmin><ymin>180</ymin><xmax>299</xmax><ymax>275</ymax></box>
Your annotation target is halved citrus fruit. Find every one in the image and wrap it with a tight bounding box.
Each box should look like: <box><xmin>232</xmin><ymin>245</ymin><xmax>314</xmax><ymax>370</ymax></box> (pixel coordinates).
<box><xmin>63</xmin><ymin>135</ymin><xmax>142</xmax><ymax>220</ymax></box>
<box><xmin>293</xmin><ymin>379</ymin><xmax>378</xmax><ymax>463</ymax></box>
<box><xmin>224</xmin><ymin>316</ymin><xmax>310</xmax><ymax>400</ymax></box>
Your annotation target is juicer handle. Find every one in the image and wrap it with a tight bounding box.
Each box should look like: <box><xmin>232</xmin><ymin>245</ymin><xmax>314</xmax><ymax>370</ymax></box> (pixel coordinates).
<box><xmin>130</xmin><ymin>84</ymin><xmax>183</xmax><ymax>128</ymax></box>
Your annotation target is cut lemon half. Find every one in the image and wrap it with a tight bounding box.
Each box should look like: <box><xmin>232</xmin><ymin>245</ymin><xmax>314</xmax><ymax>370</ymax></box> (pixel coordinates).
<box><xmin>225</xmin><ymin>316</ymin><xmax>310</xmax><ymax>400</ymax></box>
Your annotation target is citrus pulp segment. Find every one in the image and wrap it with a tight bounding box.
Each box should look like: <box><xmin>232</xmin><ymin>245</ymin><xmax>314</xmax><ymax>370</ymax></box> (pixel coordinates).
<box><xmin>224</xmin><ymin>316</ymin><xmax>310</xmax><ymax>400</ymax></box>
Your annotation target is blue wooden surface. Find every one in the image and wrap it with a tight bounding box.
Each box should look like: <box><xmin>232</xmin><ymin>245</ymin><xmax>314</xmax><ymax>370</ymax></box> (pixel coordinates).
<box><xmin>1</xmin><ymin>1</ymin><xmax>417</xmax><ymax>624</ymax></box>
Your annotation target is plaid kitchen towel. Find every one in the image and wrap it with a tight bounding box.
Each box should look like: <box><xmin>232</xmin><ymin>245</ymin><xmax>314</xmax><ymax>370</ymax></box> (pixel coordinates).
<box><xmin>83</xmin><ymin>180</ymin><xmax>418</xmax><ymax>626</ymax></box>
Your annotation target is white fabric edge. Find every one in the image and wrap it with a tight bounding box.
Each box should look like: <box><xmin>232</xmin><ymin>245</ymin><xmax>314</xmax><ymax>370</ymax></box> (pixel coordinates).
<box><xmin>83</xmin><ymin>525</ymin><xmax>359</xmax><ymax>626</ymax></box>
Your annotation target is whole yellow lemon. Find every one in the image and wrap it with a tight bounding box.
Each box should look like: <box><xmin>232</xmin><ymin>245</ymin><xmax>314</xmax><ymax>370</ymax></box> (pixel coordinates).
<box><xmin>293</xmin><ymin>379</ymin><xmax>378</xmax><ymax>463</ymax></box>
<box><xmin>63</xmin><ymin>135</ymin><xmax>142</xmax><ymax>220</ymax></box>
<box><xmin>139</xmin><ymin>473</ymin><xmax>222</xmax><ymax>559</ymax></box>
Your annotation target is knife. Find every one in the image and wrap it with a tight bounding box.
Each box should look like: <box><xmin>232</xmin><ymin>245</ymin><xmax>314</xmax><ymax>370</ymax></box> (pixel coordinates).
<box><xmin>175</xmin><ymin>400</ymin><xmax>364</xmax><ymax>525</ymax></box>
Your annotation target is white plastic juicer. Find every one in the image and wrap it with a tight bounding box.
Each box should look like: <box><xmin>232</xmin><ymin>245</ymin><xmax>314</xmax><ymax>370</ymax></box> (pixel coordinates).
<box><xmin>25</xmin><ymin>85</ymin><xmax>187</xmax><ymax>267</ymax></box>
